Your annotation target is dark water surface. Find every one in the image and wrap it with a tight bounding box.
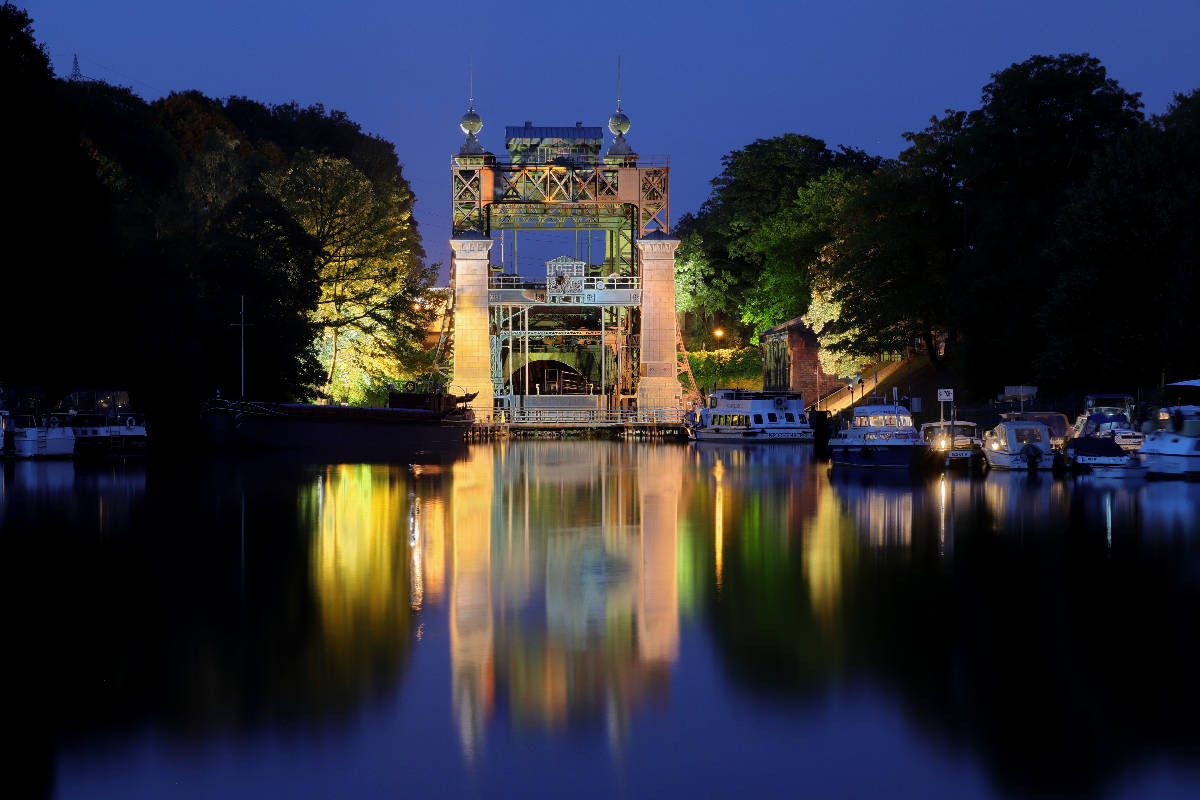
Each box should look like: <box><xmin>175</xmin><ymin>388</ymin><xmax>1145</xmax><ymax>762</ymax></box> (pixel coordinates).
<box><xmin>5</xmin><ymin>442</ymin><xmax>1200</xmax><ymax>799</ymax></box>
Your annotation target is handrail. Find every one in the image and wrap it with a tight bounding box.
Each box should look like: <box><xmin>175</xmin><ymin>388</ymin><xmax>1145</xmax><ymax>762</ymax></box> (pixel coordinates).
<box><xmin>490</xmin><ymin>275</ymin><xmax>640</xmax><ymax>290</ymax></box>
<box><xmin>497</xmin><ymin>408</ymin><xmax>683</xmax><ymax>425</ymax></box>
<box><xmin>452</xmin><ymin>154</ymin><xmax>670</xmax><ymax>168</ymax></box>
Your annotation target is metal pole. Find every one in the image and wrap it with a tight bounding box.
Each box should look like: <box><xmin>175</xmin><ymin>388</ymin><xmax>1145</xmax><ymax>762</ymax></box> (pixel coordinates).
<box><xmin>523</xmin><ymin>307</ymin><xmax>530</xmax><ymax>409</ymax></box>
<box><xmin>242</xmin><ymin>293</ymin><xmax>247</xmax><ymax>400</ymax></box>
<box><xmin>600</xmin><ymin>306</ymin><xmax>606</xmax><ymax>408</ymax></box>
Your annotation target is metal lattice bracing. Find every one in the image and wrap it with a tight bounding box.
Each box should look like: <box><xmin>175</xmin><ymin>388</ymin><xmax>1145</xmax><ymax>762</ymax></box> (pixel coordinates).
<box><xmin>451</xmin><ymin>137</ymin><xmax>673</xmax><ymax>411</ymax></box>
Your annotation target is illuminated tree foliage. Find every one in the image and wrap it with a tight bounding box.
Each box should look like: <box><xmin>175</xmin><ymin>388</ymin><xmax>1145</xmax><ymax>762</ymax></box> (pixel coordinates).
<box><xmin>1</xmin><ymin>3</ymin><xmax>433</xmax><ymax>421</ymax></box>
<box><xmin>689</xmin><ymin>54</ymin><xmax>1172</xmax><ymax>393</ymax></box>
<box><xmin>264</xmin><ymin>153</ymin><xmax>435</xmax><ymax>402</ymax></box>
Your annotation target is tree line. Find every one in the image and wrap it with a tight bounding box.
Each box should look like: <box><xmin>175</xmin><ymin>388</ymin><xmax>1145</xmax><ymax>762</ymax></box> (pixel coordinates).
<box><xmin>677</xmin><ymin>53</ymin><xmax>1200</xmax><ymax>394</ymax></box>
<box><xmin>2</xmin><ymin>3</ymin><xmax>434</xmax><ymax>421</ymax></box>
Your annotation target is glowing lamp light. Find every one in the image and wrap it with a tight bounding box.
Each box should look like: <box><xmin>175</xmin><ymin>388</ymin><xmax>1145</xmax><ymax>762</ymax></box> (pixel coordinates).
<box><xmin>713</xmin><ymin>329</ymin><xmax>724</xmax><ymax>339</ymax></box>
<box><xmin>990</xmin><ymin>441</ymin><xmax>1000</xmax><ymax>450</ymax></box>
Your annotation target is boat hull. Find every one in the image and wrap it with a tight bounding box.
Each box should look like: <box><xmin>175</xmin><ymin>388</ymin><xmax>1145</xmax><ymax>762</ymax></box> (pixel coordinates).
<box><xmin>830</xmin><ymin>442</ymin><xmax>926</xmax><ymax>469</ymax></box>
<box><xmin>203</xmin><ymin>404</ymin><xmax>469</xmax><ymax>459</ymax></box>
<box><xmin>689</xmin><ymin>428</ymin><xmax>813</xmax><ymax>443</ymax></box>
<box><xmin>984</xmin><ymin>449</ymin><xmax>1055</xmax><ymax>471</ymax></box>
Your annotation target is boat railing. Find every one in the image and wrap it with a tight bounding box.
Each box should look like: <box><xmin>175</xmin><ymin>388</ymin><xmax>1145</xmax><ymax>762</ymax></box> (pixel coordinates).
<box><xmin>496</xmin><ymin>408</ymin><xmax>684</xmax><ymax>425</ymax></box>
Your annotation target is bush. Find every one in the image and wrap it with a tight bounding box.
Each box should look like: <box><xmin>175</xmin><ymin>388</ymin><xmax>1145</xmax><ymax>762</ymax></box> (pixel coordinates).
<box><xmin>683</xmin><ymin>348</ymin><xmax>762</xmax><ymax>392</ymax></box>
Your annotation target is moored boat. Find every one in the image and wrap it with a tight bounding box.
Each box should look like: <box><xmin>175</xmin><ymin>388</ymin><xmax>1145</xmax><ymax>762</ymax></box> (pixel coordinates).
<box><xmin>1140</xmin><ymin>379</ymin><xmax>1200</xmax><ymax>480</ymax></box>
<box><xmin>983</xmin><ymin>420</ymin><xmax>1057</xmax><ymax>471</ymax></box>
<box><xmin>5</xmin><ymin>413</ymin><xmax>75</xmax><ymax>458</ymax></box>
<box><xmin>1065</xmin><ymin>433</ymin><xmax>1146</xmax><ymax>478</ymax></box>
<box><xmin>829</xmin><ymin>403</ymin><xmax>926</xmax><ymax>469</ymax></box>
<box><xmin>685</xmin><ymin>389</ymin><xmax>814</xmax><ymax>443</ymax></box>
<box><xmin>920</xmin><ymin>420</ymin><xmax>983</xmax><ymax>468</ymax></box>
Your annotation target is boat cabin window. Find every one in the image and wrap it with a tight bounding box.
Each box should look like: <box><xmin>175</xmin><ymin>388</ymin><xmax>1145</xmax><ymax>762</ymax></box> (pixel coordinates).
<box><xmin>753</xmin><ymin>414</ymin><xmax>763</xmax><ymax>425</ymax></box>
<box><xmin>767</xmin><ymin>413</ymin><xmax>777</xmax><ymax>423</ymax></box>
<box><xmin>1013</xmin><ymin>427</ymin><xmax>1043</xmax><ymax>444</ymax></box>
<box><xmin>785</xmin><ymin>413</ymin><xmax>795</xmax><ymax>422</ymax></box>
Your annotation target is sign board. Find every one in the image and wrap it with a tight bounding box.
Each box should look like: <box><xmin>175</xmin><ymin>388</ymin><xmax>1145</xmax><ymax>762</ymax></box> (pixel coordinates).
<box><xmin>937</xmin><ymin>389</ymin><xmax>954</xmax><ymax>402</ymax></box>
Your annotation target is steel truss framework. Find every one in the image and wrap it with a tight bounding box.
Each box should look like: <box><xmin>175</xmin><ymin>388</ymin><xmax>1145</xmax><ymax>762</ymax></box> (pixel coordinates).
<box><xmin>451</xmin><ymin>154</ymin><xmax>668</xmax><ymax>407</ymax></box>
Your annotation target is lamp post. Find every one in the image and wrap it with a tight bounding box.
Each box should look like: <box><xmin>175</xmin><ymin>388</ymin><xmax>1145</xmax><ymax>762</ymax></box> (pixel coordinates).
<box><xmin>713</xmin><ymin>329</ymin><xmax>725</xmax><ymax>387</ymax></box>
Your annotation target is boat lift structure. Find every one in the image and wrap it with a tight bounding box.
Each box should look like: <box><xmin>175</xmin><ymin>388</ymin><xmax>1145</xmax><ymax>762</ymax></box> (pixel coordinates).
<box><xmin>442</xmin><ymin>78</ymin><xmax>696</xmax><ymax>419</ymax></box>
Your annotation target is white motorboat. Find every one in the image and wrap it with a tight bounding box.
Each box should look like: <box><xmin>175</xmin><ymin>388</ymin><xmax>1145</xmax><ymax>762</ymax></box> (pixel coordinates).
<box><xmin>1140</xmin><ymin>379</ymin><xmax>1200</xmax><ymax>480</ymax></box>
<box><xmin>920</xmin><ymin>420</ymin><xmax>982</xmax><ymax>467</ymax></box>
<box><xmin>686</xmin><ymin>390</ymin><xmax>814</xmax><ymax>443</ymax></box>
<box><xmin>983</xmin><ymin>420</ymin><xmax>1057</xmax><ymax>471</ymax></box>
<box><xmin>829</xmin><ymin>403</ymin><xmax>927</xmax><ymax>468</ymax></box>
<box><xmin>6</xmin><ymin>413</ymin><xmax>76</xmax><ymax>458</ymax></box>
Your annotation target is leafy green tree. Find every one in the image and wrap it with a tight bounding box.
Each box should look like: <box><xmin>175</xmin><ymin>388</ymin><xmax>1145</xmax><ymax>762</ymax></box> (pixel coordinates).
<box><xmin>955</xmin><ymin>54</ymin><xmax>1143</xmax><ymax>388</ymax></box>
<box><xmin>739</xmin><ymin>169</ymin><xmax>858</xmax><ymax>334</ymax></box>
<box><xmin>1037</xmin><ymin>90</ymin><xmax>1200</xmax><ymax>386</ymax></box>
<box><xmin>676</xmin><ymin>135</ymin><xmax>879</xmax><ymax>338</ymax></box>
<box><xmin>197</xmin><ymin>191</ymin><xmax>324</xmax><ymax>400</ymax></box>
<box><xmin>264</xmin><ymin>152</ymin><xmax>434</xmax><ymax>400</ymax></box>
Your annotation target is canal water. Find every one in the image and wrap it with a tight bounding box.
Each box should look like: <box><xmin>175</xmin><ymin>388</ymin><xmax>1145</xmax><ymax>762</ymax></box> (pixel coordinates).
<box><xmin>5</xmin><ymin>442</ymin><xmax>1200</xmax><ymax>799</ymax></box>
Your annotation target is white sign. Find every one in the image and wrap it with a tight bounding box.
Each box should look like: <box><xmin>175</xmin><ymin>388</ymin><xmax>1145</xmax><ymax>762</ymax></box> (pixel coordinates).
<box><xmin>937</xmin><ymin>389</ymin><xmax>954</xmax><ymax>402</ymax></box>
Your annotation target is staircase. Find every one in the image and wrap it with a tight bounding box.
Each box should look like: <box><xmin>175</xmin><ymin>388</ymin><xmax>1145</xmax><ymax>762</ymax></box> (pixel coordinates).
<box><xmin>676</xmin><ymin>326</ymin><xmax>701</xmax><ymax>406</ymax></box>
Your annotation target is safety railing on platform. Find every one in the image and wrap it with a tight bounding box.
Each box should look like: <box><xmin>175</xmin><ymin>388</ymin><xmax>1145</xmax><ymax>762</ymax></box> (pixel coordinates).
<box><xmin>496</xmin><ymin>408</ymin><xmax>684</xmax><ymax>425</ymax></box>
<box><xmin>489</xmin><ymin>275</ymin><xmax>640</xmax><ymax>290</ymax></box>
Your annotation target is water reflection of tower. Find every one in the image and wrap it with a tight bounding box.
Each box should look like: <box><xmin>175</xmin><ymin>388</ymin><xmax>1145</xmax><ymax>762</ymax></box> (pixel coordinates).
<box><xmin>637</xmin><ymin>445</ymin><xmax>680</xmax><ymax>666</ymax></box>
<box><xmin>444</xmin><ymin>442</ymin><xmax>684</xmax><ymax>760</ymax></box>
<box><xmin>449</xmin><ymin>448</ymin><xmax>495</xmax><ymax>760</ymax></box>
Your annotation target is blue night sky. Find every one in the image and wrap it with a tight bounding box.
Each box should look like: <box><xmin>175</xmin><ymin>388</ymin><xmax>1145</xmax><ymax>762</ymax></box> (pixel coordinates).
<box><xmin>22</xmin><ymin>0</ymin><xmax>1200</xmax><ymax>277</ymax></box>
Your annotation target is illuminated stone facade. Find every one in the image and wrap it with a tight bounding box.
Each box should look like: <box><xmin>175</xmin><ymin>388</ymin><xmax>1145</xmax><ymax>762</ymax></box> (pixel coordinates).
<box><xmin>450</xmin><ymin>233</ymin><xmax>494</xmax><ymax>414</ymax></box>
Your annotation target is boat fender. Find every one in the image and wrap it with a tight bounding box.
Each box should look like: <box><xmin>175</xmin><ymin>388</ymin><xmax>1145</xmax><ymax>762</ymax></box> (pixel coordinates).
<box><xmin>49</xmin><ymin>417</ymin><xmax>59</xmax><ymax>428</ymax></box>
<box><xmin>126</xmin><ymin>417</ymin><xmax>136</xmax><ymax>428</ymax></box>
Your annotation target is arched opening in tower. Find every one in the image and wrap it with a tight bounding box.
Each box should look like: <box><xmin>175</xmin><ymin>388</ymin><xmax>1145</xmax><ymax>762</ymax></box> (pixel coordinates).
<box><xmin>508</xmin><ymin>359</ymin><xmax>592</xmax><ymax>395</ymax></box>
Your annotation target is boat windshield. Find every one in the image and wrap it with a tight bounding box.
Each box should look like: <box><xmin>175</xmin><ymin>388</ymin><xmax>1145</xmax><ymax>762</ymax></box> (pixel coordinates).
<box><xmin>1013</xmin><ymin>427</ymin><xmax>1044</xmax><ymax>444</ymax></box>
<box><xmin>923</xmin><ymin>424</ymin><xmax>975</xmax><ymax>442</ymax></box>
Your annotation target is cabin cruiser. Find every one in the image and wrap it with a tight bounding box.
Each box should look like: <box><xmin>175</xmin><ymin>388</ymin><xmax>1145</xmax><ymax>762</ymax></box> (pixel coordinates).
<box><xmin>1000</xmin><ymin>411</ymin><xmax>1070</xmax><ymax>451</ymax></box>
<box><xmin>983</xmin><ymin>420</ymin><xmax>1057</xmax><ymax>471</ymax></box>
<box><xmin>1139</xmin><ymin>379</ymin><xmax>1200</xmax><ymax>480</ymax></box>
<box><xmin>1069</xmin><ymin>395</ymin><xmax>1144</xmax><ymax>451</ymax></box>
<box><xmin>5</xmin><ymin>413</ymin><xmax>76</xmax><ymax>458</ymax></box>
<box><xmin>919</xmin><ymin>420</ymin><xmax>982</xmax><ymax>467</ymax></box>
<box><xmin>828</xmin><ymin>403</ymin><xmax>926</xmax><ymax>468</ymax></box>
<box><xmin>686</xmin><ymin>390</ymin><xmax>814</xmax><ymax>443</ymax></box>
<box><xmin>1071</xmin><ymin>411</ymin><xmax>1145</xmax><ymax>452</ymax></box>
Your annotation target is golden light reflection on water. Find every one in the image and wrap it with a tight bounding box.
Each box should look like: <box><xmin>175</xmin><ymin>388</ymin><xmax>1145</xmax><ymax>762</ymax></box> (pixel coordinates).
<box><xmin>307</xmin><ymin>465</ymin><xmax>413</xmax><ymax>671</ymax></box>
<box><xmin>298</xmin><ymin>445</ymin><xmax>974</xmax><ymax>761</ymax></box>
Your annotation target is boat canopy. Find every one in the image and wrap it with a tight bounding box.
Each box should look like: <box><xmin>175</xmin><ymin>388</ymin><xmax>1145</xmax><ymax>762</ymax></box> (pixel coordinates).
<box><xmin>1166</xmin><ymin>379</ymin><xmax>1200</xmax><ymax>387</ymax></box>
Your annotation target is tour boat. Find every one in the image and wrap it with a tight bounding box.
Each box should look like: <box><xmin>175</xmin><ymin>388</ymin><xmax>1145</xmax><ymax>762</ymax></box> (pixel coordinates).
<box><xmin>919</xmin><ymin>420</ymin><xmax>982</xmax><ymax>467</ymax></box>
<box><xmin>1140</xmin><ymin>379</ymin><xmax>1200</xmax><ymax>480</ymax></box>
<box><xmin>1069</xmin><ymin>411</ymin><xmax>1145</xmax><ymax>452</ymax></box>
<box><xmin>982</xmin><ymin>420</ymin><xmax>1057</xmax><ymax>471</ymax></box>
<box><xmin>685</xmin><ymin>389</ymin><xmax>814</xmax><ymax>443</ymax></box>
<box><xmin>5</xmin><ymin>413</ymin><xmax>76</xmax><ymax>458</ymax></box>
<box><xmin>828</xmin><ymin>403</ymin><xmax>926</xmax><ymax>468</ymax></box>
